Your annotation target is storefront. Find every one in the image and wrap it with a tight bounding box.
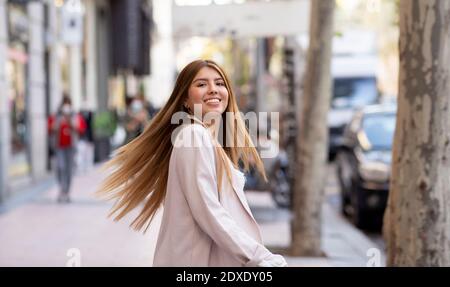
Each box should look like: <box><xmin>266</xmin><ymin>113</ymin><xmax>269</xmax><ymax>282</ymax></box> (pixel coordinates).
<box><xmin>7</xmin><ymin>2</ymin><xmax>31</xmax><ymax>180</ymax></box>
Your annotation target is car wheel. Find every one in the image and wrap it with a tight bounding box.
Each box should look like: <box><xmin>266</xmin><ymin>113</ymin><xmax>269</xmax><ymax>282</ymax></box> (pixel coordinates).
<box><xmin>336</xmin><ymin>153</ymin><xmax>351</xmax><ymax>216</ymax></box>
<box><xmin>350</xmin><ymin>181</ymin><xmax>370</xmax><ymax>229</ymax></box>
<box><xmin>341</xmin><ymin>193</ymin><xmax>351</xmax><ymax>217</ymax></box>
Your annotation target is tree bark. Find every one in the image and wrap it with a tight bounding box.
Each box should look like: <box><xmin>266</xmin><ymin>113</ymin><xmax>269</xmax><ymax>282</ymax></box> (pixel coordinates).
<box><xmin>290</xmin><ymin>0</ymin><xmax>335</xmax><ymax>256</ymax></box>
<box><xmin>384</xmin><ymin>0</ymin><xmax>450</xmax><ymax>266</ymax></box>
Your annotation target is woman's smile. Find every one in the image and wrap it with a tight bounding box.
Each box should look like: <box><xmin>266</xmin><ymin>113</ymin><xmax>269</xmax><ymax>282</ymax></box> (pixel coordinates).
<box><xmin>203</xmin><ymin>97</ymin><xmax>222</xmax><ymax>105</ymax></box>
<box><xmin>187</xmin><ymin>66</ymin><xmax>229</xmax><ymax>117</ymax></box>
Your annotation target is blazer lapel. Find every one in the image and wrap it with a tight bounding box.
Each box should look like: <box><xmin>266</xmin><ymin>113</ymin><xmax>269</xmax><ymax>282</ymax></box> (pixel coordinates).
<box><xmin>229</xmin><ymin>166</ymin><xmax>257</xmax><ymax>222</ymax></box>
<box><xmin>228</xmin><ymin>167</ymin><xmax>264</xmax><ymax>242</ymax></box>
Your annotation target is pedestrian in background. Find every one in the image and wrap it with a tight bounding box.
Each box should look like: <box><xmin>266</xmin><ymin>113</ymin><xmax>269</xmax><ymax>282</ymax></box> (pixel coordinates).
<box><xmin>48</xmin><ymin>96</ymin><xmax>86</xmax><ymax>203</ymax></box>
<box><xmin>137</xmin><ymin>92</ymin><xmax>158</xmax><ymax>119</ymax></box>
<box><xmin>97</xmin><ymin>60</ymin><xmax>287</xmax><ymax>267</ymax></box>
<box><xmin>76</xmin><ymin>100</ymin><xmax>94</xmax><ymax>174</ymax></box>
<box><xmin>123</xmin><ymin>96</ymin><xmax>149</xmax><ymax>144</ymax></box>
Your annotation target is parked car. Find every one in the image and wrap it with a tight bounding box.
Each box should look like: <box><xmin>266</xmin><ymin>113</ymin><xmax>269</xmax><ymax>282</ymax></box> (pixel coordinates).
<box><xmin>328</xmin><ymin>30</ymin><xmax>381</xmax><ymax>160</ymax></box>
<box><xmin>328</xmin><ymin>63</ymin><xmax>380</xmax><ymax>159</ymax></box>
<box><xmin>335</xmin><ymin>104</ymin><xmax>396</xmax><ymax>229</ymax></box>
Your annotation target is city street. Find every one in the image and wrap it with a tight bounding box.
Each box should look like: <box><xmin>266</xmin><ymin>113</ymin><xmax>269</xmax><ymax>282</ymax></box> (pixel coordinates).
<box><xmin>0</xmin><ymin>163</ymin><xmax>385</xmax><ymax>267</ymax></box>
<box><xmin>0</xmin><ymin>167</ymin><xmax>160</xmax><ymax>267</ymax></box>
<box><xmin>1</xmin><ymin>0</ymin><xmax>448</xmax><ymax>268</ymax></box>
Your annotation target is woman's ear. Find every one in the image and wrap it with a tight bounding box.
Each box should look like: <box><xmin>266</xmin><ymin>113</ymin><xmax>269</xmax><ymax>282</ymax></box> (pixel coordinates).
<box><xmin>183</xmin><ymin>102</ymin><xmax>192</xmax><ymax>113</ymax></box>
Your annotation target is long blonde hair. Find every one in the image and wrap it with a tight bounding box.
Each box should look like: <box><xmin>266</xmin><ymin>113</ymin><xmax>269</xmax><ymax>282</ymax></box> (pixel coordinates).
<box><xmin>97</xmin><ymin>59</ymin><xmax>267</xmax><ymax>232</ymax></box>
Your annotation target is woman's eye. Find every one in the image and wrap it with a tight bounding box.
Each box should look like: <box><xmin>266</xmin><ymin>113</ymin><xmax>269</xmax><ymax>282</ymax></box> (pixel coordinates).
<box><xmin>216</xmin><ymin>82</ymin><xmax>225</xmax><ymax>86</ymax></box>
<box><xmin>197</xmin><ymin>83</ymin><xmax>206</xmax><ymax>87</ymax></box>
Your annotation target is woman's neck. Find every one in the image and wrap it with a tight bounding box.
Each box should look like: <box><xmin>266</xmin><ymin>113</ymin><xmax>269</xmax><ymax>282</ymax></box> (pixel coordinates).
<box><xmin>187</xmin><ymin>113</ymin><xmax>221</xmax><ymax>142</ymax></box>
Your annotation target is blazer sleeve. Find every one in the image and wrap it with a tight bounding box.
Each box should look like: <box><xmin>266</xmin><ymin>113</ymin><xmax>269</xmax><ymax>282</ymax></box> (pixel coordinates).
<box><xmin>172</xmin><ymin>124</ymin><xmax>285</xmax><ymax>267</ymax></box>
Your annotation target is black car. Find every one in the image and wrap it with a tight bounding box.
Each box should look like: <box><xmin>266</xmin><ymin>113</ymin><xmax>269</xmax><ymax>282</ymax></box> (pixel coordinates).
<box><xmin>335</xmin><ymin>104</ymin><xmax>396</xmax><ymax>229</ymax></box>
<box><xmin>328</xmin><ymin>77</ymin><xmax>380</xmax><ymax>160</ymax></box>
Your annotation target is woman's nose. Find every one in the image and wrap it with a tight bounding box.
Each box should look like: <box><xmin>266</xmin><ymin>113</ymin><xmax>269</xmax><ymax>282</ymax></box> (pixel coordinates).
<box><xmin>208</xmin><ymin>84</ymin><xmax>218</xmax><ymax>94</ymax></box>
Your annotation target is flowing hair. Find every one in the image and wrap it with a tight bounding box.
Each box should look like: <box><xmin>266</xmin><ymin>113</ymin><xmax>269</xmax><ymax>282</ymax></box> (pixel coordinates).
<box><xmin>96</xmin><ymin>59</ymin><xmax>267</xmax><ymax>232</ymax></box>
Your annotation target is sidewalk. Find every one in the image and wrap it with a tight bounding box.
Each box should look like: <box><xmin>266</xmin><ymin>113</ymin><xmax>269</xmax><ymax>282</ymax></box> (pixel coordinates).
<box><xmin>0</xmin><ymin>165</ymin><xmax>385</xmax><ymax>267</ymax></box>
<box><xmin>0</xmin><ymin>167</ymin><xmax>159</xmax><ymax>267</ymax></box>
<box><xmin>247</xmin><ymin>191</ymin><xmax>386</xmax><ymax>267</ymax></box>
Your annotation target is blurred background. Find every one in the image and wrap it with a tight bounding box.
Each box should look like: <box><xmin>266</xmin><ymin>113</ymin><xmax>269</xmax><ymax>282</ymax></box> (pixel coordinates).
<box><xmin>0</xmin><ymin>0</ymin><xmax>400</xmax><ymax>266</ymax></box>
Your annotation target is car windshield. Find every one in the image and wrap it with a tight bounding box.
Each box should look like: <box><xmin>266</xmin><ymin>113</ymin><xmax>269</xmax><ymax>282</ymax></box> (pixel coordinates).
<box><xmin>332</xmin><ymin>78</ymin><xmax>378</xmax><ymax>109</ymax></box>
<box><xmin>362</xmin><ymin>113</ymin><xmax>396</xmax><ymax>150</ymax></box>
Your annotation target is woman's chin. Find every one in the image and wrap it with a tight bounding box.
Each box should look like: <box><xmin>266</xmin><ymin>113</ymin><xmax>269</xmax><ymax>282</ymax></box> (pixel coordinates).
<box><xmin>203</xmin><ymin>107</ymin><xmax>225</xmax><ymax>117</ymax></box>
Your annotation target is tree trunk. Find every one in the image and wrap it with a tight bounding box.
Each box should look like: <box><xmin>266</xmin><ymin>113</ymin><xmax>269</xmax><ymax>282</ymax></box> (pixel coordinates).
<box><xmin>290</xmin><ymin>0</ymin><xmax>335</xmax><ymax>256</ymax></box>
<box><xmin>383</xmin><ymin>0</ymin><xmax>450</xmax><ymax>266</ymax></box>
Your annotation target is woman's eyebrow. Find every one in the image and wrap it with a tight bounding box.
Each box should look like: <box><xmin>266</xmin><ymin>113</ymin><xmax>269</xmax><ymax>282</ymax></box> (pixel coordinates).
<box><xmin>193</xmin><ymin>78</ymin><xmax>224</xmax><ymax>83</ymax></box>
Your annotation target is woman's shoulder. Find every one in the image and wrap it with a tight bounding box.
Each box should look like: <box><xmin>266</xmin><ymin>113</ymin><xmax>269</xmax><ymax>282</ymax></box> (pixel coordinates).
<box><xmin>180</xmin><ymin>122</ymin><xmax>208</xmax><ymax>132</ymax></box>
<box><xmin>172</xmin><ymin>123</ymin><xmax>214</xmax><ymax>149</ymax></box>
<box><xmin>174</xmin><ymin>122</ymin><xmax>209</xmax><ymax>138</ymax></box>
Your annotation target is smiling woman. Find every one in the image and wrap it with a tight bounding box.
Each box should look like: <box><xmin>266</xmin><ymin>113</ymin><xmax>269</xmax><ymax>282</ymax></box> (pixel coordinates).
<box><xmin>185</xmin><ymin>67</ymin><xmax>229</xmax><ymax>117</ymax></box>
<box><xmin>97</xmin><ymin>59</ymin><xmax>287</xmax><ymax>267</ymax></box>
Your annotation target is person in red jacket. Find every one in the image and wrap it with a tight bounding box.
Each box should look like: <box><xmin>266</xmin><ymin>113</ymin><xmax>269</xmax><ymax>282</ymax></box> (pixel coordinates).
<box><xmin>48</xmin><ymin>96</ymin><xmax>86</xmax><ymax>203</ymax></box>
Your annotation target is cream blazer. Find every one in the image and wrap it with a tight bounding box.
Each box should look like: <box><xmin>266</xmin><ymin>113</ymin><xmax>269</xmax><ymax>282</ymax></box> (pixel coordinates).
<box><xmin>152</xmin><ymin>123</ymin><xmax>287</xmax><ymax>267</ymax></box>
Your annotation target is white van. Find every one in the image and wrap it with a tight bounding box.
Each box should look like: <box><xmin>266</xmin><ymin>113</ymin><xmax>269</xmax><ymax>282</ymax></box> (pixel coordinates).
<box><xmin>328</xmin><ymin>30</ymin><xmax>381</xmax><ymax>158</ymax></box>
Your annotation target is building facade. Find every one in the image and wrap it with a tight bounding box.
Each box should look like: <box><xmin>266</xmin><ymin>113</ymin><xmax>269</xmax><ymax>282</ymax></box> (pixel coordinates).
<box><xmin>0</xmin><ymin>0</ymin><xmax>159</xmax><ymax>207</ymax></box>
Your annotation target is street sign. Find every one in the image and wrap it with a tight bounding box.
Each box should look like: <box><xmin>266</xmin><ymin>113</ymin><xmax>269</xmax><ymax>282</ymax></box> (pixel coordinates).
<box><xmin>60</xmin><ymin>0</ymin><xmax>84</xmax><ymax>46</ymax></box>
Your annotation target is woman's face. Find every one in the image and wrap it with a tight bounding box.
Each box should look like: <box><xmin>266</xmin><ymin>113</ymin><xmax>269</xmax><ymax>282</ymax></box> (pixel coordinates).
<box><xmin>186</xmin><ymin>66</ymin><xmax>229</xmax><ymax>118</ymax></box>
